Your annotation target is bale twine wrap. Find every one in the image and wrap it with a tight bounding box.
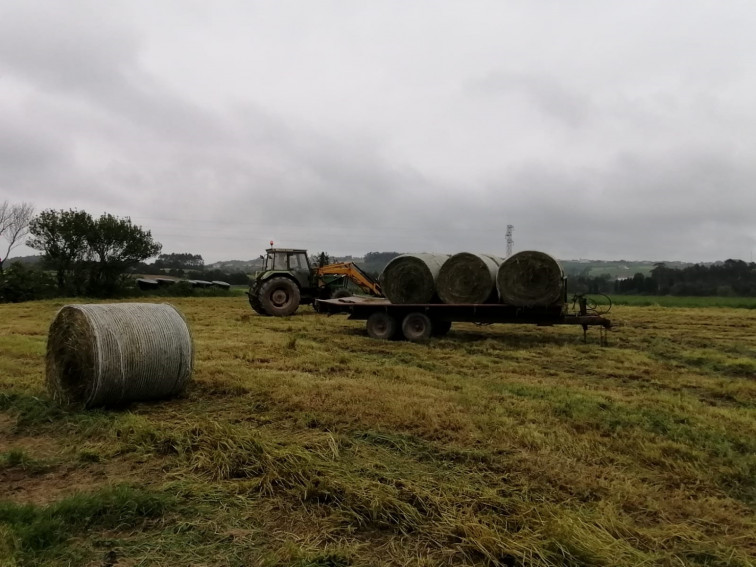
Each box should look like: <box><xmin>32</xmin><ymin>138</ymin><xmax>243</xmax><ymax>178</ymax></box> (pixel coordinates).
<box><xmin>379</xmin><ymin>254</ymin><xmax>449</xmax><ymax>304</ymax></box>
<box><xmin>46</xmin><ymin>303</ymin><xmax>194</xmax><ymax>408</ymax></box>
<box><xmin>437</xmin><ymin>253</ymin><xmax>504</xmax><ymax>304</ymax></box>
<box><xmin>496</xmin><ymin>251</ymin><xmax>565</xmax><ymax>307</ymax></box>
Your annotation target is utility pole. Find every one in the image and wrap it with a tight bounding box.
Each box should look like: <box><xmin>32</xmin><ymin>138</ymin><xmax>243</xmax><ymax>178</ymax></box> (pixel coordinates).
<box><xmin>506</xmin><ymin>225</ymin><xmax>514</xmax><ymax>257</ymax></box>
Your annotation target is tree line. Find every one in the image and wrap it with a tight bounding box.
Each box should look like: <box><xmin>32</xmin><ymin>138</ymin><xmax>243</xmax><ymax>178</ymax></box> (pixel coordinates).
<box><xmin>569</xmin><ymin>260</ymin><xmax>756</xmax><ymax>297</ymax></box>
<box><xmin>0</xmin><ymin>205</ymin><xmax>247</xmax><ymax>302</ymax></box>
<box><xmin>615</xmin><ymin>260</ymin><xmax>756</xmax><ymax>296</ymax></box>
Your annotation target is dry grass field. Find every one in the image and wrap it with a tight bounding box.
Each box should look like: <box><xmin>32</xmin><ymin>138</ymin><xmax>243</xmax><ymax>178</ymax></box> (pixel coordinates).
<box><xmin>1</xmin><ymin>297</ymin><xmax>755</xmax><ymax>566</ymax></box>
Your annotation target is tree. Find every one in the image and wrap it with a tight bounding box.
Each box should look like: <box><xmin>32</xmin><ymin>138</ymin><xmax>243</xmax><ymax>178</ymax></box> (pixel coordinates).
<box><xmin>153</xmin><ymin>252</ymin><xmax>204</xmax><ymax>270</ymax></box>
<box><xmin>28</xmin><ymin>209</ymin><xmax>162</xmax><ymax>296</ymax></box>
<box><xmin>312</xmin><ymin>251</ymin><xmax>332</xmax><ymax>268</ymax></box>
<box><xmin>27</xmin><ymin>209</ymin><xmax>91</xmax><ymax>292</ymax></box>
<box><xmin>86</xmin><ymin>213</ymin><xmax>162</xmax><ymax>295</ymax></box>
<box><xmin>0</xmin><ymin>201</ymin><xmax>34</xmax><ymax>272</ymax></box>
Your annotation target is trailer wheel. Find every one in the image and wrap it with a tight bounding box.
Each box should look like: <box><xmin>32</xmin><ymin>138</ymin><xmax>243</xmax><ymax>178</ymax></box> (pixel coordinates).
<box><xmin>366</xmin><ymin>312</ymin><xmax>398</xmax><ymax>340</ymax></box>
<box><xmin>402</xmin><ymin>312</ymin><xmax>432</xmax><ymax>342</ymax></box>
<box><xmin>259</xmin><ymin>277</ymin><xmax>301</xmax><ymax>316</ymax></box>
<box><xmin>431</xmin><ymin>320</ymin><xmax>452</xmax><ymax>337</ymax></box>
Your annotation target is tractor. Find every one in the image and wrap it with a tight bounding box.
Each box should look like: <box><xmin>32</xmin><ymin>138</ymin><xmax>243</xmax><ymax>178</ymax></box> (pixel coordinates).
<box><xmin>247</xmin><ymin>248</ymin><xmax>382</xmax><ymax>316</ymax></box>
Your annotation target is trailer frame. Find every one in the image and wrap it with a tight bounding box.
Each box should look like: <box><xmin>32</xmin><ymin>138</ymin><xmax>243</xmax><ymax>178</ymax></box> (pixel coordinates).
<box><xmin>315</xmin><ymin>296</ymin><xmax>612</xmax><ymax>344</ymax></box>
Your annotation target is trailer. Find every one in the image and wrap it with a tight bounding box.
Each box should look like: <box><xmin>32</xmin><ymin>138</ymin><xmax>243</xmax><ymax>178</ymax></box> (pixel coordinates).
<box><xmin>315</xmin><ymin>295</ymin><xmax>612</xmax><ymax>344</ymax></box>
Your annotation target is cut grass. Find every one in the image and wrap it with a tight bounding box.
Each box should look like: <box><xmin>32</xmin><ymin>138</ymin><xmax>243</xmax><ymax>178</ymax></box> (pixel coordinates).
<box><xmin>0</xmin><ymin>298</ymin><xmax>755</xmax><ymax>566</ymax></box>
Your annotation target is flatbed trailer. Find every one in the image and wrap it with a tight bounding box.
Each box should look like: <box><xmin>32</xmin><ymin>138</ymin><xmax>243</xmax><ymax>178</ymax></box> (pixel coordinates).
<box><xmin>315</xmin><ymin>296</ymin><xmax>612</xmax><ymax>343</ymax></box>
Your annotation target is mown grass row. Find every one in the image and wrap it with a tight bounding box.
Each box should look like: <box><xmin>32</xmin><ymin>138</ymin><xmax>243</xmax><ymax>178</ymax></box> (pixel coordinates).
<box><xmin>1</xmin><ymin>297</ymin><xmax>755</xmax><ymax>566</ymax></box>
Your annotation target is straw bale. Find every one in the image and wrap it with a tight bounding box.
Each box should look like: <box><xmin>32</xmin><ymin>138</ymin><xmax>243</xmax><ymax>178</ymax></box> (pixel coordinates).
<box><xmin>496</xmin><ymin>251</ymin><xmax>565</xmax><ymax>307</ymax></box>
<box><xmin>437</xmin><ymin>253</ymin><xmax>503</xmax><ymax>304</ymax></box>
<box><xmin>46</xmin><ymin>303</ymin><xmax>193</xmax><ymax>409</ymax></box>
<box><xmin>379</xmin><ymin>254</ymin><xmax>449</xmax><ymax>304</ymax></box>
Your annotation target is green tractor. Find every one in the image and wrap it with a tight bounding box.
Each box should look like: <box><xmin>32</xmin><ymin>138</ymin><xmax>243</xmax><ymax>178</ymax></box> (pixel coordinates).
<box><xmin>247</xmin><ymin>248</ymin><xmax>382</xmax><ymax>316</ymax></box>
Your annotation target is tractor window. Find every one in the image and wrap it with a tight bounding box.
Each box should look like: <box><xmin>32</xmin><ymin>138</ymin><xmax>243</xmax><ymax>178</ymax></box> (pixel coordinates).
<box><xmin>273</xmin><ymin>253</ymin><xmax>288</xmax><ymax>270</ymax></box>
<box><xmin>291</xmin><ymin>253</ymin><xmax>308</xmax><ymax>271</ymax></box>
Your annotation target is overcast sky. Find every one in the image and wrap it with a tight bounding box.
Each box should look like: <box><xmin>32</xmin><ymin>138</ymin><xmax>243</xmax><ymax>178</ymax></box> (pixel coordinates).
<box><xmin>1</xmin><ymin>1</ymin><xmax>755</xmax><ymax>263</ymax></box>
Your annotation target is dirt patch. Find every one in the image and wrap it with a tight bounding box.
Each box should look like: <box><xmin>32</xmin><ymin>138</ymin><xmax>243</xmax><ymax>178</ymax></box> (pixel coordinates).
<box><xmin>0</xmin><ymin>457</ymin><xmax>164</xmax><ymax>506</ymax></box>
<box><xmin>0</xmin><ymin>418</ymin><xmax>66</xmax><ymax>457</ymax></box>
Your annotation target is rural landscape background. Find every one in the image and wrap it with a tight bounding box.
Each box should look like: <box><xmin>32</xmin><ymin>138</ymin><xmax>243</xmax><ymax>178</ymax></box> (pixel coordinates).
<box><xmin>3</xmin><ymin>1</ymin><xmax>756</xmax><ymax>565</ymax></box>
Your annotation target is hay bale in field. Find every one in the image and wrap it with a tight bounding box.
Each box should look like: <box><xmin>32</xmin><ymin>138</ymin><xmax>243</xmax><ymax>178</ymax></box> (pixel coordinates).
<box><xmin>496</xmin><ymin>250</ymin><xmax>565</xmax><ymax>307</ymax></box>
<box><xmin>437</xmin><ymin>253</ymin><xmax>503</xmax><ymax>304</ymax></box>
<box><xmin>136</xmin><ymin>278</ymin><xmax>160</xmax><ymax>290</ymax></box>
<box><xmin>46</xmin><ymin>303</ymin><xmax>194</xmax><ymax>409</ymax></box>
<box><xmin>379</xmin><ymin>254</ymin><xmax>449</xmax><ymax>304</ymax></box>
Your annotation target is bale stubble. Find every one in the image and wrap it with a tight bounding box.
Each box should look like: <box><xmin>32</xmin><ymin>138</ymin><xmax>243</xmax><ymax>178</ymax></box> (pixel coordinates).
<box><xmin>496</xmin><ymin>251</ymin><xmax>565</xmax><ymax>307</ymax></box>
<box><xmin>379</xmin><ymin>254</ymin><xmax>450</xmax><ymax>304</ymax></box>
<box><xmin>437</xmin><ymin>253</ymin><xmax>503</xmax><ymax>304</ymax></box>
<box><xmin>46</xmin><ymin>303</ymin><xmax>194</xmax><ymax>408</ymax></box>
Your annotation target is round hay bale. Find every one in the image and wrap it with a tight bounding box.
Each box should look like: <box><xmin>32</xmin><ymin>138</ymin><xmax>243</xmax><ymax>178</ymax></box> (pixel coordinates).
<box><xmin>46</xmin><ymin>303</ymin><xmax>194</xmax><ymax>409</ymax></box>
<box><xmin>496</xmin><ymin>251</ymin><xmax>565</xmax><ymax>307</ymax></box>
<box><xmin>437</xmin><ymin>253</ymin><xmax>503</xmax><ymax>304</ymax></box>
<box><xmin>379</xmin><ymin>254</ymin><xmax>449</xmax><ymax>304</ymax></box>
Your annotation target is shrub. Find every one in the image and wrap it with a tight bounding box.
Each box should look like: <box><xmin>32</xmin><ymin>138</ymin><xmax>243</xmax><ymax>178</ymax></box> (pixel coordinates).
<box><xmin>0</xmin><ymin>263</ymin><xmax>56</xmax><ymax>303</ymax></box>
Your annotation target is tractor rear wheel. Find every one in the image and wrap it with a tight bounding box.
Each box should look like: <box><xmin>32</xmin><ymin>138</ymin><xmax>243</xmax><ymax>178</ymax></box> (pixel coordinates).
<box><xmin>259</xmin><ymin>277</ymin><xmax>301</xmax><ymax>316</ymax></box>
<box><xmin>401</xmin><ymin>312</ymin><xmax>432</xmax><ymax>342</ymax></box>
<box><xmin>366</xmin><ymin>312</ymin><xmax>398</xmax><ymax>340</ymax></box>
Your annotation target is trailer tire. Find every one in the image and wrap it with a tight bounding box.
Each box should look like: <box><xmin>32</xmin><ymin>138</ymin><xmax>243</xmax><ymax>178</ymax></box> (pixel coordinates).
<box><xmin>431</xmin><ymin>320</ymin><xmax>452</xmax><ymax>337</ymax></box>
<box><xmin>259</xmin><ymin>277</ymin><xmax>301</xmax><ymax>316</ymax></box>
<box><xmin>366</xmin><ymin>312</ymin><xmax>398</xmax><ymax>340</ymax></box>
<box><xmin>402</xmin><ymin>312</ymin><xmax>432</xmax><ymax>342</ymax></box>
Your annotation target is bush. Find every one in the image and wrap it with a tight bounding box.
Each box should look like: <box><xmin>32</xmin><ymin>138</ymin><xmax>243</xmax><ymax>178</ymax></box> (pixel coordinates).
<box><xmin>0</xmin><ymin>263</ymin><xmax>56</xmax><ymax>303</ymax></box>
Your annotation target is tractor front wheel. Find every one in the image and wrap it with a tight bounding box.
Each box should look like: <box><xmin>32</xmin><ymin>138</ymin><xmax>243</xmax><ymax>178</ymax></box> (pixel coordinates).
<box><xmin>259</xmin><ymin>277</ymin><xmax>301</xmax><ymax>316</ymax></box>
<box><xmin>247</xmin><ymin>289</ymin><xmax>270</xmax><ymax>316</ymax></box>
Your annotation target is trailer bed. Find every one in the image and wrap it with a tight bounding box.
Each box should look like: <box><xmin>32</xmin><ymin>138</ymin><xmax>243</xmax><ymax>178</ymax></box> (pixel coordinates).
<box><xmin>316</xmin><ymin>296</ymin><xmax>611</xmax><ymax>342</ymax></box>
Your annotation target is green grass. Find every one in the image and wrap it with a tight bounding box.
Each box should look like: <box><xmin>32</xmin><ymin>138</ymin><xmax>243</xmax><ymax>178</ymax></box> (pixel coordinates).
<box><xmin>612</xmin><ymin>294</ymin><xmax>756</xmax><ymax>308</ymax></box>
<box><xmin>1</xmin><ymin>298</ymin><xmax>755</xmax><ymax>566</ymax></box>
<box><xmin>0</xmin><ymin>485</ymin><xmax>176</xmax><ymax>564</ymax></box>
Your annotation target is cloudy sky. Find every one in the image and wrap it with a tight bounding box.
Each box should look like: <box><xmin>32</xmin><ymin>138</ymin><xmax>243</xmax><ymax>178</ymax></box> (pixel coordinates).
<box><xmin>1</xmin><ymin>1</ymin><xmax>755</xmax><ymax>263</ymax></box>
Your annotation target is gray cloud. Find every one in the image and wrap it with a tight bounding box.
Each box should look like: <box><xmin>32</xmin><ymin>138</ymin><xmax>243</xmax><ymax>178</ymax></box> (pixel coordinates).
<box><xmin>1</xmin><ymin>1</ymin><xmax>755</xmax><ymax>263</ymax></box>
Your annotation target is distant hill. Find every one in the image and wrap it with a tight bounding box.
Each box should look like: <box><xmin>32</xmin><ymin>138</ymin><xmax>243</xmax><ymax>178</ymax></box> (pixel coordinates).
<box><xmin>205</xmin><ymin>256</ymin><xmax>696</xmax><ymax>280</ymax></box>
<box><xmin>206</xmin><ymin>259</ymin><xmax>264</xmax><ymax>272</ymax></box>
<box><xmin>6</xmin><ymin>255</ymin><xmax>43</xmax><ymax>266</ymax></box>
<box><xmin>560</xmin><ymin>260</ymin><xmax>692</xmax><ymax>279</ymax></box>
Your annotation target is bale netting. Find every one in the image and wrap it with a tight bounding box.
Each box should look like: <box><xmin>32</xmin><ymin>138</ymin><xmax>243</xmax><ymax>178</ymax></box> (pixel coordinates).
<box><xmin>437</xmin><ymin>253</ymin><xmax>503</xmax><ymax>304</ymax></box>
<box><xmin>46</xmin><ymin>303</ymin><xmax>194</xmax><ymax>409</ymax></box>
<box><xmin>496</xmin><ymin>250</ymin><xmax>565</xmax><ymax>307</ymax></box>
<box><xmin>379</xmin><ymin>254</ymin><xmax>449</xmax><ymax>304</ymax></box>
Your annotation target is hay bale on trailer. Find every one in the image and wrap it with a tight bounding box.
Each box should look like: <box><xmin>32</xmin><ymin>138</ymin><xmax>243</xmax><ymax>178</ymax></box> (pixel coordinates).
<box><xmin>437</xmin><ymin>253</ymin><xmax>503</xmax><ymax>304</ymax></box>
<box><xmin>379</xmin><ymin>254</ymin><xmax>449</xmax><ymax>304</ymax></box>
<box><xmin>496</xmin><ymin>251</ymin><xmax>565</xmax><ymax>307</ymax></box>
<box><xmin>46</xmin><ymin>303</ymin><xmax>194</xmax><ymax>409</ymax></box>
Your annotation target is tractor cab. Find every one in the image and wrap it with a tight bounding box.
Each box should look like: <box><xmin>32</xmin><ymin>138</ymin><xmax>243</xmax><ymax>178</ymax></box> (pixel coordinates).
<box><xmin>262</xmin><ymin>248</ymin><xmax>313</xmax><ymax>289</ymax></box>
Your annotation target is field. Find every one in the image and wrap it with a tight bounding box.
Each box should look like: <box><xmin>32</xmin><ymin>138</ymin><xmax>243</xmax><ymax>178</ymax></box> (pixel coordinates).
<box><xmin>1</xmin><ymin>298</ymin><xmax>755</xmax><ymax>566</ymax></box>
<box><xmin>611</xmin><ymin>295</ymin><xmax>756</xmax><ymax>309</ymax></box>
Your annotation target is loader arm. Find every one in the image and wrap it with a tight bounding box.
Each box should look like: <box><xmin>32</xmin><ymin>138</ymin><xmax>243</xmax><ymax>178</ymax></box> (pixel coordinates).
<box><xmin>316</xmin><ymin>262</ymin><xmax>383</xmax><ymax>297</ymax></box>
